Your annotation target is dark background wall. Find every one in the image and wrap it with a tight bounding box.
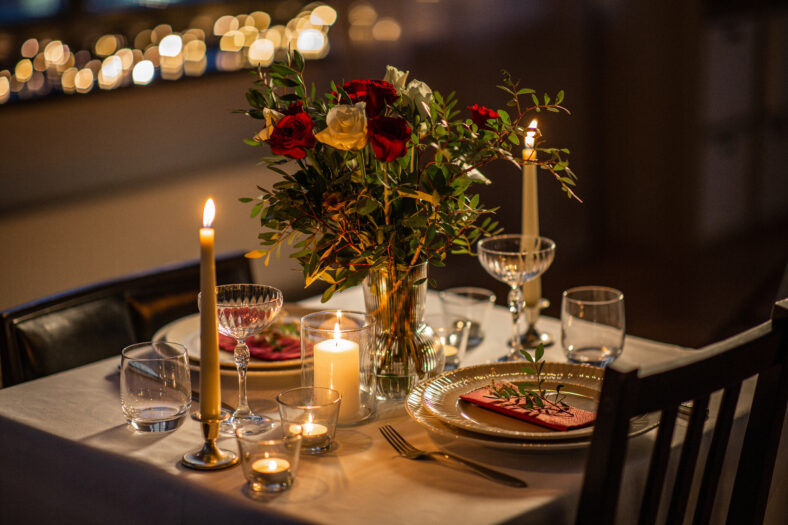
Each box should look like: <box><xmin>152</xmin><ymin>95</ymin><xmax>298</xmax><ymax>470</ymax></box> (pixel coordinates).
<box><xmin>1</xmin><ymin>0</ymin><xmax>786</xmax><ymax>347</ymax></box>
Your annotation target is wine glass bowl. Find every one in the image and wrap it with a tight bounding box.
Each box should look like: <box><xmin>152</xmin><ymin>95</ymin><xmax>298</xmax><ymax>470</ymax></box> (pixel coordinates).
<box><xmin>212</xmin><ymin>284</ymin><xmax>283</xmax><ymax>430</ymax></box>
<box><xmin>478</xmin><ymin>235</ymin><xmax>555</xmax><ymax>361</ymax></box>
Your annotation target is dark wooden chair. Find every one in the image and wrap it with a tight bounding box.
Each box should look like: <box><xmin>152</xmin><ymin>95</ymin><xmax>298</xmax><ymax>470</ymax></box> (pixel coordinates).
<box><xmin>576</xmin><ymin>298</ymin><xmax>787</xmax><ymax>525</ymax></box>
<box><xmin>0</xmin><ymin>251</ymin><xmax>252</xmax><ymax>388</ymax></box>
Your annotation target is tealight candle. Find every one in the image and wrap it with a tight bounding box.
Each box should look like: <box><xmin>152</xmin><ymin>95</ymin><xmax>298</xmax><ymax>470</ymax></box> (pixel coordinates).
<box><xmin>250</xmin><ymin>457</ymin><xmax>292</xmax><ymax>487</ymax></box>
<box><xmin>442</xmin><ymin>344</ymin><xmax>458</xmax><ymax>358</ymax></box>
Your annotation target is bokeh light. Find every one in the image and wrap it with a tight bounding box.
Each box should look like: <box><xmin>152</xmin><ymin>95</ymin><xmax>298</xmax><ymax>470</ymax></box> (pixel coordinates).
<box><xmin>248</xmin><ymin>38</ymin><xmax>275</xmax><ymax>67</ymax></box>
<box><xmin>159</xmin><ymin>34</ymin><xmax>183</xmax><ymax>57</ymax></box>
<box><xmin>132</xmin><ymin>60</ymin><xmax>155</xmax><ymax>85</ymax></box>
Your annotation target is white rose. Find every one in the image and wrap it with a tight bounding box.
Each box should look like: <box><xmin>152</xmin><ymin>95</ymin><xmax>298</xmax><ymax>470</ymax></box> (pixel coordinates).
<box><xmin>403</xmin><ymin>79</ymin><xmax>433</xmax><ymax>120</ymax></box>
<box><xmin>383</xmin><ymin>66</ymin><xmax>409</xmax><ymax>92</ymax></box>
<box><xmin>253</xmin><ymin>108</ymin><xmax>284</xmax><ymax>142</ymax></box>
<box><xmin>315</xmin><ymin>102</ymin><xmax>368</xmax><ymax>151</ymax></box>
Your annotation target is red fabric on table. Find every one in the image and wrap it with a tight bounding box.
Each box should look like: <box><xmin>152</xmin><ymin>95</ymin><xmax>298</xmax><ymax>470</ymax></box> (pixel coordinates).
<box><xmin>218</xmin><ymin>333</ymin><xmax>302</xmax><ymax>361</ymax></box>
<box><xmin>460</xmin><ymin>386</ymin><xmax>596</xmax><ymax>431</ymax></box>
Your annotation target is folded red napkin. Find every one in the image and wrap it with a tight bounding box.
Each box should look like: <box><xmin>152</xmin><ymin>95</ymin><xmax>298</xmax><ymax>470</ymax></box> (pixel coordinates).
<box><xmin>219</xmin><ymin>333</ymin><xmax>303</xmax><ymax>361</ymax></box>
<box><xmin>460</xmin><ymin>385</ymin><xmax>596</xmax><ymax>431</ymax></box>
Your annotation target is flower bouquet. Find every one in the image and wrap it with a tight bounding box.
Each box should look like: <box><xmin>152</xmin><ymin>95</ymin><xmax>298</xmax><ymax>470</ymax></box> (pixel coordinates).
<box><xmin>240</xmin><ymin>51</ymin><xmax>576</xmax><ymax>398</ymax></box>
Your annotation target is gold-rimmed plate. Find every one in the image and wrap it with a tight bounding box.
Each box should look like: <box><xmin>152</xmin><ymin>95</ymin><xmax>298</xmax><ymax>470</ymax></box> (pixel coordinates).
<box><xmin>421</xmin><ymin>362</ymin><xmax>605</xmax><ymax>441</ymax></box>
<box><xmin>407</xmin><ymin>381</ymin><xmax>660</xmax><ymax>451</ymax></box>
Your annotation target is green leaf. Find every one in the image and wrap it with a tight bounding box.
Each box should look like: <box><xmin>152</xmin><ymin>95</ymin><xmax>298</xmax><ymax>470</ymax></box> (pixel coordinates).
<box><xmin>555</xmin><ymin>89</ymin><xmax>565</xmax><ymax>105</ymax></box>
<box><xmin>522</xmin><ymin>366</ymin><xmax>537</xmax><ymax>375</ymax></box>
<box><xmin>535</xmin><ymin>342</ymin><xmax>544</xmax><ymax>361</ymax></box>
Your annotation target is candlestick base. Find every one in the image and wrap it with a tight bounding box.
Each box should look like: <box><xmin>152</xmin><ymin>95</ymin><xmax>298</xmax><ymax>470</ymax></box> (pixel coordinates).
<box><xmin>182</xmin><ymin>418</ymin><xmax>239</xmax><ymax>470</ymax></box>
<box><xmin>519</xmin><ymin>298</ymin><xmax>554</xmax><ymax>348</ymax></box>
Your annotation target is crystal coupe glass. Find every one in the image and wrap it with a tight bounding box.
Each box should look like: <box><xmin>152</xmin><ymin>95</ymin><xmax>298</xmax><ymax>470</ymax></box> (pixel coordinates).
<box><xmin>478</xmin><ymin>235</ymin><xmax>555</xmax><ymax>361</ymax></box>
<box><xmin>209</xmin><ymin>284</ymin><xmax>283</xmax><ymax>430</ymax></box>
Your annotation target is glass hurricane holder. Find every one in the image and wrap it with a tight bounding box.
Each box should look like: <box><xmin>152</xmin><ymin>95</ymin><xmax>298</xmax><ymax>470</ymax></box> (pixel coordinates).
<box><xmin>478</xmin><ymin>235</ymin><xmax>556</xmax><ymax>361</ymax></box>
<box><xmin>362</xmin><ymin>262</ymin><xmax>444</xmax><ymax>401</ymax></box>
<box><xmin>300</xmin><ymin>311</ymin><xmax>375</xmax><ymax>424</ymax></box>
<box><xmin>212</xmin><ymin>284</ymin><xmax>283</xmax><ymax>430</ymax></box>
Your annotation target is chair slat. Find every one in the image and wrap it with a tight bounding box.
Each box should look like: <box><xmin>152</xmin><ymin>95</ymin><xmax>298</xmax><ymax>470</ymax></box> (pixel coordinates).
<box><xmin>666</xmin><ymin>395</ymin><xmax>709</xmax><ymax>524</ymax></box>
<box><xmin>693</xmin><ymin>384</ymin><xmax>741</xmax><ymax>525</ymax></box>
<box><xmin>638</xmin><ymin>405</ymin><xmax>678</xmax><ymax>525</ymax></box>
<box><xmin>727</xmin><ymin>360</ymin><xmax>788</xmax><ymax>524</ymax></box>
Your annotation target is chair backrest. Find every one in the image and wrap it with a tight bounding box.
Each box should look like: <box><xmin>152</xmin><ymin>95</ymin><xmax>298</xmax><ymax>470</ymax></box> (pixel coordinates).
<box><xmin>576</xmin><ymin>299</ymin><xmax>787</xmax><ymax>525</ymax></box>
<box><xmin>0</xmin><ymin>251</ymin><xmax>252</xmax><ymax>388</ymax></box>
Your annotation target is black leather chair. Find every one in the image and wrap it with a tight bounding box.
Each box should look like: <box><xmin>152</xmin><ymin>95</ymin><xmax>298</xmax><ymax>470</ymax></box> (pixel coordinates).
<box><xmin>0</xmin><ymin>251</ymin><xmax>252</xmax><ymax>388</ymax></box>
<box><xmin>576</xmin><ymin>298</ymin><xmax>787</xmax><ymax>525</ymax></box>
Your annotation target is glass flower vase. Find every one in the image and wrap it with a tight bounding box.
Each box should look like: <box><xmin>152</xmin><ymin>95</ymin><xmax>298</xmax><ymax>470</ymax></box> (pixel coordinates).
<box><xmin>362</xmin><ymin>262</ymin><xmax>444</xmax><ymax>401</ymax></box>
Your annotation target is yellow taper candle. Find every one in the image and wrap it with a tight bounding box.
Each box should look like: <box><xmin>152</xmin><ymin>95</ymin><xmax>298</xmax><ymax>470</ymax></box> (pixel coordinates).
<box><xmin>199</xmin><ymin>198</ymin><xmax>221</xmax><ymax>421</ymax></box>
<box><xmin>521</xmin><ymin>120</ymin><xmax>541</xmax><ymax>307</ymax></box>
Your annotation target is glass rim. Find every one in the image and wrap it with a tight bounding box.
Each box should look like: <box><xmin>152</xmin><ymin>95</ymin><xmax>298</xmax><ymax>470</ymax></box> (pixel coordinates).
<box><xmin>562</xmin><ymin>285</ymin><xmax>624</xmax><ymax>305</ymax></box>
<box><xmin>438</xmin><ymin>286</ymin><xmax>496</xmax><ymax>303</ymax></box>
<box><xmin>121</xmin><ymin>341</ymin><xmax>187</xmax><ymax>360</ymax></box>
<box><xmin>233</xmin><ymin>420</ymin><xmax>303</xmax><ymax>443</ymax></box>
<box><xmin>477</xmin><ymin>234</ymin><xmax>555</xmax><ymax>256</ymax></box>
<box><xmin>275</xmin><ymin>386</ymin><xmax>342</xmax><ymax>409</ymax></box>
<box><xmin>300</xmin><ymin>310</ymin><xmax>374</xmax><ymax>334</ymax></box>
<box><xmin>205</xmin><ymin>284</ymin><xmax>283</xmax><ymax>307</ymax></box>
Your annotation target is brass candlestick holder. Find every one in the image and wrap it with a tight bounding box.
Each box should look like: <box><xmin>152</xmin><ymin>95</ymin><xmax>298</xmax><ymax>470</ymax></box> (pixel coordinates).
<box><xmin>182</xmin><ymin>416</ymin><xmax>238</xmax><ymax>470</ymax></box>
<box><xmin>520</xmin><ymin>298</ymin><xmax>554</xmax><ymax>348</ymax></box>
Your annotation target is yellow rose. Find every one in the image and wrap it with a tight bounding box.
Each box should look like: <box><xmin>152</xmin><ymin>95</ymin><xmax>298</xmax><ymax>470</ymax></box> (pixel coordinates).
<box><xmin>315</xmin><ymin>102</ymin><xmax>368</xmax><ymax>151</ymax></box>
<box><xmin>253</xmin><ymin>108</ymin><xmax>284</xmax><ymax>142</ymax></box>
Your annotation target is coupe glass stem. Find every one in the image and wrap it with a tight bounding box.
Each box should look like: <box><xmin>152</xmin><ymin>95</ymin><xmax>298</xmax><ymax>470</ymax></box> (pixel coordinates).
<box><xmin>508</xmin><ymin>285</ymin><xmax>524</xmax><ymax>352</ymax></box>
<box><xmin>233</xmin><ymin>340</ymin><xmax>253</xmax><ymax>418</ymax></box>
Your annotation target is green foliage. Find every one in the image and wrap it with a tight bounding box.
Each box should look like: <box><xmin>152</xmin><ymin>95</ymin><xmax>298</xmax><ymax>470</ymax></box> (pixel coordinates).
<box><xmin>239</xmin><ymin>52</ymin><xmax>578</xmax><ymax>301</ymax></box>
<box><xmin>487</xmin><ymin>343</ymin><xmax>570</xmax><ymax>413</ymax></box>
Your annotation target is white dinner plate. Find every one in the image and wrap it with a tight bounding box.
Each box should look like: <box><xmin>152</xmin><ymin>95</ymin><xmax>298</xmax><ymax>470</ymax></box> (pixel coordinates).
<box><xmin>154</xmin><ymin>311</ymin><xmax>305</xmax><ymax>371</ymax></box>
<box><xmin>421</xmin><ymin>362</ymin><xmax>606</xmax><ymax>441</ymax></box>
<box><xmin>407</xmin><ymin>381</ymin><xmax>660</xmax><ymax>451</ymax></box>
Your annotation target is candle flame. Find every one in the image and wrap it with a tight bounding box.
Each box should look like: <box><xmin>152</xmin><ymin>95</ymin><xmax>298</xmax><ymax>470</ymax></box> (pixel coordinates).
<box><xmin>524</xmin><ymin>120</ymin><xmax>538</xmax><ymax>150</ymax></box>
<box><xmin>333</xmin><ymin>322</ymin><xmax>341</xmax><ymax>341</ymax></box>
<box><xmin>267</xmin><ymin>460</ymin><xmax>278</xmax><ymax>471</ymax></box>
<box><xmin>203</xmin><ymin>198</ymin><xmax>215</xmax><ymax>228</ymax></box>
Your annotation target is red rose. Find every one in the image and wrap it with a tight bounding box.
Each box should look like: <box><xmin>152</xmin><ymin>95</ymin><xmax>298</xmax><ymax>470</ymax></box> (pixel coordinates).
<box><xmin>283</xmin><ymin>101</ymin><xmax>304</xmax><ymax>114</ymax></box>
<box><xmin>343</xmin><ymin>79</ymin><xmax>398</xmax><ymax>116</ymax></box>
<box><xmin>467</xmin><ymin>104</ymin><xmax>499</xmax><ymax>129</ymax></box>
<box><xmin>268</xmin><ymin>112</ymin><xmax>316</xmax><ymax>159</ymax></box>
<box><xmin>367</xmin><ymin>116</ymin><xmax>411</xmax><ymax>161</ymax></box>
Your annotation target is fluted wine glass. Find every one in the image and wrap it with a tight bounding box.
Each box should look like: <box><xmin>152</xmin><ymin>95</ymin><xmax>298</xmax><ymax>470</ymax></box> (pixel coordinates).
<box><xmin>478</xmin><ymin>235</ymin><xmax>555</xmax><ymax>361</ymax></box>
<box><xmin>207</xmin><ymin>284</ymin><xmax>283</xmax><ymax>432</ymax></box>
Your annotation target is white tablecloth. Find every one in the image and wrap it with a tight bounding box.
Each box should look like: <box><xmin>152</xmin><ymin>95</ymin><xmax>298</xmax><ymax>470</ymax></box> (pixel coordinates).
<box><xmin>0</xmin><ymin>289</ymin><xmax>784</xmax><ymax>524</ymax></box>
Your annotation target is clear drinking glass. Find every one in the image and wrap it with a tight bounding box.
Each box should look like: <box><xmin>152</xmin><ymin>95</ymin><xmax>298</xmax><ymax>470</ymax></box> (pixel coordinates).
<box><xmin>205</xmin><ymin>284</ymin><xmax>283</xmax><ymax>431</ymax></box>
<box><xmin>438</xmin><ymin>287</ymin><xmax>496</xmax><ymax>349</ymax></box>
<box><xmin>235</xmin><ymin>421</ymin><xmax>302</xmax><ymax>494</ymax></box>
<box><xmin>120</xmin><ymin>341</ymin><xmax>191</xmax><ymax>432</ymax></box>
<box><xmin>561</xmin><ymin>286</ymin><xmax>625</xmax><ymax>367</ymax></box>
<box><xmin>423</xmin><ymin>313</ymin><xmax>471</xmax><ymax>371</ymax></box>
<box><xmin>478</xmin><ymin>234</ymin><xmax>555</xmax><ymax>361</ymax></box>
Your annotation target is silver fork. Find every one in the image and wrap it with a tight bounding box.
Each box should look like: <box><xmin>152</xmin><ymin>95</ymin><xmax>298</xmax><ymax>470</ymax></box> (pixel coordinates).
<box><xmin>379</xmin><ymin>424</ymin><xmax>528</xmax><ymax>488</ymax></box>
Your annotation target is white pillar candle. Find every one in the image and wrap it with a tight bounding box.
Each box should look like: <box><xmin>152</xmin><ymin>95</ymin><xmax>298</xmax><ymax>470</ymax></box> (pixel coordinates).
<box><xmin>313</xmin><ymin>320</ymin><xmax>360</xmax><ymax>421</ymax></box>
<box><xmin>199</xmin><ymin>198</ymin><xmax>221</xmax><ymax>421</ymax></box>
<box><xmin>521</xmin><ymin>120</ymin><xmax>541</xmax><ymax>308</ymax></box>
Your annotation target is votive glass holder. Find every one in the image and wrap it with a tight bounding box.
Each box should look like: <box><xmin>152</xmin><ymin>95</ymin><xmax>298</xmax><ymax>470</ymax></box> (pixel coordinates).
<box><xmin>300</xmin><ymin>311</ymin><xmax>376</xmax><ymax>424</ymax></box>
<box><xmin>234</xmin><ymin>421</ymin><xmax>302</xmax><ymax>494</ymax></box>
<box><xmin>276</xmin><ymin>386</ymin><xmax>341</xmax><ymax>454</ymax></box>
<box><xmin>438</xmin><ymin>287</ymin><xmax>496</xmax><ymax>349</ymax></box>
<box><xmin>423</xmin><ymin>313</ymin><xmax>471</xmax><ymax>371</ymax></box>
